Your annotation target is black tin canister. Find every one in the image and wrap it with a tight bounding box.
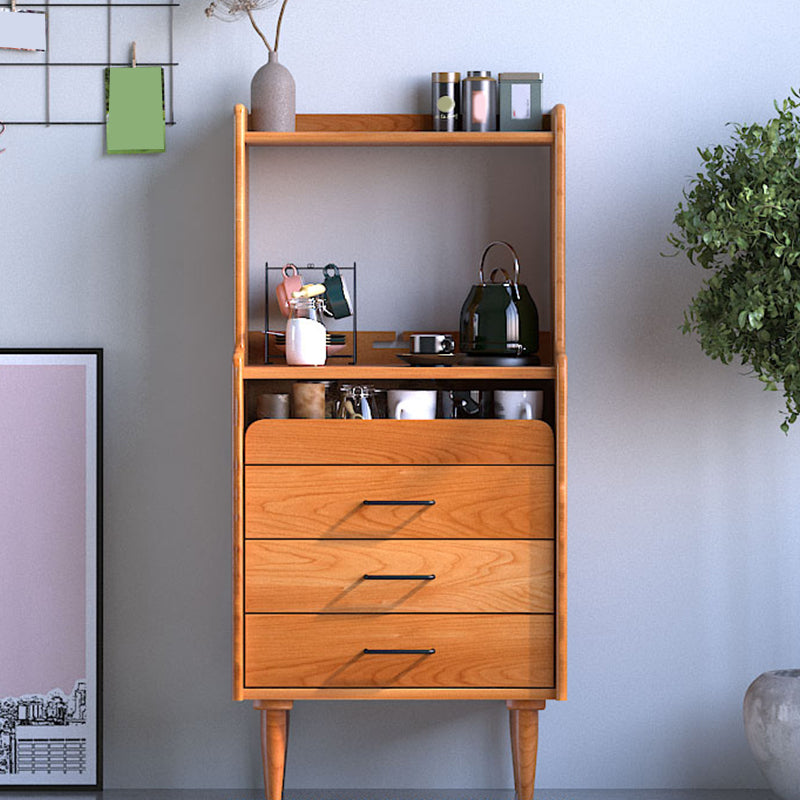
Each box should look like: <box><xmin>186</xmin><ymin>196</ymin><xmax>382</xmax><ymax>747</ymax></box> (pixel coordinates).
<box><xmin>431</xmin><ymin>72</ymin><xmax>460</xmax><ymax>131</ymax></box>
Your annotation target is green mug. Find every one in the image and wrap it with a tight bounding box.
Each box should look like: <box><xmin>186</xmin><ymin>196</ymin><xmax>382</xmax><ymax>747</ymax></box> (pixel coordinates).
<box><xmin>322</xmin><ymin>264</ymin><xmax>353</xmax><ymax>319</ymax></box>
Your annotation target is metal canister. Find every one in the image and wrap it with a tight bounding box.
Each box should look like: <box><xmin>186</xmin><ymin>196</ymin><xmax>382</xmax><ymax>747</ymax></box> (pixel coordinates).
<box><xmin>462</xmin><ymin>71</ymin><xmax>497</xmax><ymax>132</ymax></box>
<box><xmin>499</xmin><ymin>72</ymin><xmax>543</xmax><ymax>131</ymax></box>
<box><xmin>431</xmin><ymin>72</ymin><xmax>460</xmax><ymax>132</ymax></box>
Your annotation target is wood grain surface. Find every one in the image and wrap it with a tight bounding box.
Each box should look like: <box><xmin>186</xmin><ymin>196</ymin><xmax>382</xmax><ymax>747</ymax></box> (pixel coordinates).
<box><xmin>245</xmin><ymin>614</ymin><xmax>554</xmax><ymax>689</ymax></box>
<box><xmin>244</xmin><ymin>465</ymin><xmax>554</xmax><ymax>539</ymax></box>
<box><xmin>245</xmin><ymin>539</ymin><xmax>554</xmax><ymax>613</ymax></box>
<box><xmin>245</xmin><ymin>419</ymin><xmax>554</xmax><ymax>465</ymax></box>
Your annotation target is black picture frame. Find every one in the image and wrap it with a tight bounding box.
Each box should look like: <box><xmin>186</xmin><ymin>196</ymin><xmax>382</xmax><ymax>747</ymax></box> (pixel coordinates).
<box><xmin>0</xmin><ymin>349</ymin><xmax>102</xmax><ymax>790</ymax></box>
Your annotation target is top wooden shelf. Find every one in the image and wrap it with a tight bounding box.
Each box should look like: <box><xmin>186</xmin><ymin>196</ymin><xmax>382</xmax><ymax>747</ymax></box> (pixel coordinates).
<box><xmin>240</xmin><ymin>109</ymin><xmax>558</xmax><ymax>147</ymax></box>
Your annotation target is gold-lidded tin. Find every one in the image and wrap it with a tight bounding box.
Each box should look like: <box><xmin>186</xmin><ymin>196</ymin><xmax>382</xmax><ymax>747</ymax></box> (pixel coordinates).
<box><xmin>431</xmin><ymin>71</ymin><xmax>461</xmax><ymax>132</ymax></box>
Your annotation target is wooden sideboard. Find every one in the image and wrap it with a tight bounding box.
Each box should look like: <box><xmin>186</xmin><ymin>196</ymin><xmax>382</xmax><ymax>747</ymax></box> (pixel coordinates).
<box><xmin>232</xmin><ymin>104</ymin><xmax>567</xmax><ymax>799</ymax></box>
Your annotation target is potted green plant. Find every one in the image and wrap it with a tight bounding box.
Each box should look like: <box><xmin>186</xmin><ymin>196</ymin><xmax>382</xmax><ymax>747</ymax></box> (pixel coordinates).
<box><xmin>666</xmin><ymin>88</ymin><xmax>800</xmax><ymax>433</ymax></box>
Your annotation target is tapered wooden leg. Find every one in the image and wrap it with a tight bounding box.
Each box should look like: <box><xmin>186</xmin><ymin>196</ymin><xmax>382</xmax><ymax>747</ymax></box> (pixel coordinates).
<box><xmin>509</xmin><ymin>708</ymin><xmax>521</xmax><ymax>794</ymax></box>
<box><xmin>507</xmin><ymin>700</ymin><xmax>545</xmax><ymax>800</ymax></box>
<box><xmin>255</xmin><ymin>700</ymin><xmax>293</xmax><ymax>800</ymax></box>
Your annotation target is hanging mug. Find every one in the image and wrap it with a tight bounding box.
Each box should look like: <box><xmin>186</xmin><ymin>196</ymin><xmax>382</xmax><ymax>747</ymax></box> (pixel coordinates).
<box><xmin>322</xmin><ymin>263</ymin><xmax>353</xmax><ymax>319</ymax></box>
<box><xmin>276</xmin><ymin>263</ymin><xmax>303</xmax><ymax>317</ymax></box>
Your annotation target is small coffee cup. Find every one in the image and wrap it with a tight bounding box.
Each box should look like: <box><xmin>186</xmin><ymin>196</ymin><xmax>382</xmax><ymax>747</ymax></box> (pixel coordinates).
<box><xmin>493</xmin><ymin>389</ymin><xmax>543</xmax><ymax>420</ymax></box>
<box><xmin>409</xmin><ymin>334</ymin><xmax>455</xmax><ymax>355</ymax></box>
<box><xmin>388</xmin><ymin>389</ymin><xmax>437</xmax><ymax>420</ymax></box>
<box><xmin>291</xmin><ymin>381</ymin><xmax>326</xmax><ymax>419</ymax></box>
<box><xmin>438</xmin><ymin>389</ymin><xmax>484</xmax><ymax>419</ymax></box>
<box><xmin>255</xmin><ymin>392</ymin><xmax>290</xmax><ymax>419</ymax></box>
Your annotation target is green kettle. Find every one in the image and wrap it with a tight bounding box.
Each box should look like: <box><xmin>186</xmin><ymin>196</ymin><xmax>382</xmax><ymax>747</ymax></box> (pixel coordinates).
<box><xmin>459</xmin><ymin>241</ymin><xmax>540</xmax><ymax>357</ymax></box>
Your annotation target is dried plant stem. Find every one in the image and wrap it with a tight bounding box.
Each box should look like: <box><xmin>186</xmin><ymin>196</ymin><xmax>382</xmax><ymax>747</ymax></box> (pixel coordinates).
<box><xmin>246</xmin><ymin>7</ymin><xmax>274</xmax><ymax>53</ymax></box>
<box><xmin>274</xmin><ymin>0</ymin><xmax>289</xmax><ymax>52</ymax></box>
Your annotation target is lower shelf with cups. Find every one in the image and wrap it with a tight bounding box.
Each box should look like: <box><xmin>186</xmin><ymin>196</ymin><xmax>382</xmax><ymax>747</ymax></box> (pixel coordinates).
<box><xmin>245</xmin><ymin>378</ymin><xmax>555</xmax><ymax>427</ymax></box>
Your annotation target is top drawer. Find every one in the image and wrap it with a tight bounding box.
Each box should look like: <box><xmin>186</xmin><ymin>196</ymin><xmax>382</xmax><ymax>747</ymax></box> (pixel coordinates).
<box><xmin>245</xmin><ymin>419</ymin><xmax>555</xmax><ymax>465</ymax></box>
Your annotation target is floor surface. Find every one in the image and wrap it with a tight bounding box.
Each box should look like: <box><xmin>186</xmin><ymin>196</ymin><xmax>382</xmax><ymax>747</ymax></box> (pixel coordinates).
<box><xmin>0</xmin><ymin>790</ymin><xmax>778</xmax><ymax>800</ymax></box>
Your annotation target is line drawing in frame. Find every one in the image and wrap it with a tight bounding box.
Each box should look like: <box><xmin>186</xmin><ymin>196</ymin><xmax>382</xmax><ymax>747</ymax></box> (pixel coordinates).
<box><xmin>0</xmin><ymin>348</ymin><xmax>102</xmax><ymax>790</ymax></box>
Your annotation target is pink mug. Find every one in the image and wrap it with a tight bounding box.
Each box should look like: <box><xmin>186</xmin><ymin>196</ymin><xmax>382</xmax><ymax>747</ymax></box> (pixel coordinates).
<box><xmin>276</xmin><ymin>264</ymin><xmax>303</xmax><ymax>317</ymax></box>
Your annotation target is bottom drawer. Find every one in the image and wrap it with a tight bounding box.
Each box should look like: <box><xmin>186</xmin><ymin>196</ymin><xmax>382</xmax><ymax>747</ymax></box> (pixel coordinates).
<box><xmin>245</xmin><ymin>614</ymin><xmax>554</xmax><ymax>689</ymax></box>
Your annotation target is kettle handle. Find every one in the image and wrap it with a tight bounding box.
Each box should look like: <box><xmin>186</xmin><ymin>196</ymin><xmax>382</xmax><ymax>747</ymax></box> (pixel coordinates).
<box><xmin>479</xmin><ymin>241</ymin><xmax>520</xmax><ymax>285</ymax></box>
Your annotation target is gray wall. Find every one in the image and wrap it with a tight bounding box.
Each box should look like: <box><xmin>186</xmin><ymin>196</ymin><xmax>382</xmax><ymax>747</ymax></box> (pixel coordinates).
<box><xmin>2</xmin><ymin>0</ymin><xmax>800</xmax><ymax>791</ymax></box>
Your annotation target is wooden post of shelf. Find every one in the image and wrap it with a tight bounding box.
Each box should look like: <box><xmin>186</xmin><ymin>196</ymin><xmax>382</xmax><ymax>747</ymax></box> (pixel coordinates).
<box><xmin>232</xmin><ymin>104</ymin><xmax>249</xmax><ymax>701</ymax></box>
<box><xmin>232</xmin><ymin>346</ymin><xmax>245</xmax><ymax>698</ymax></box>
<box><xmin>255</xmin><ymin>700</ymin><xmax>293</xmax><ymax>800</ymax></box>
<box><xmin>555</xmin><ymin>351</ymin><xmax>568</xmax><ymax>700</ymax></box>
<box><xmin>507</xmin><ymin>700</ymin><xmax>545</xmax><ymax>800</ymax></box>
<box><xmin>234</xmin><ymin>103</ymin><xmax>250</xmax><ymax>363</ymax></box>
<box><xmin>550</xmin><ymin>103</ymin><xmax>566</xmax><ymax>359</ymax></box>
<box><xmin>550</xmin><ymin>102</ymin><xmax>568</xmax><ymax>702</ymax></box>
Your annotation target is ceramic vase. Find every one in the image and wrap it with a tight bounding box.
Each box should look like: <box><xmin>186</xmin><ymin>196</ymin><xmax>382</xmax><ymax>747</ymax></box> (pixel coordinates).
<box><xmin>250</xmin><ymin>50</ymin><xmax>295</xmax><ymax>132</ymax></box>
<box><xmin>744</xmin><ymin>669</ymin><xmax>800</xmax><ymax>800</ymax></box>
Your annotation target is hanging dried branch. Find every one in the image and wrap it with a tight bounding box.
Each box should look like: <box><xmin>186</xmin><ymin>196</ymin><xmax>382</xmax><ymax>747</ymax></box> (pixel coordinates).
<box><xmin>205</xmin><ymin>0</ymin><xmax>290</xmax><ymax>54</ymax></box>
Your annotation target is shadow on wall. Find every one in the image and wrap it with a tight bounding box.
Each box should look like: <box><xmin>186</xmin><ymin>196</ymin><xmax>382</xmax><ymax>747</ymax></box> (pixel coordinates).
<box><xmin>92</xmin><ymin>114</ymin><xmax>257</xmax><ymax>788</ymax></box>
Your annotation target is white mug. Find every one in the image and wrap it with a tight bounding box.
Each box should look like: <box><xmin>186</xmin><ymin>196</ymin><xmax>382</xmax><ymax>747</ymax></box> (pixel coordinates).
<box><xmin>494</xmin><ymin>389</ymin><xmax>543</xmax><ymax>420</ymax></box>
<box><xmin>388</xmin><ymin>389</ymin><xmax>437</xmax><ymax>420</ymax></box>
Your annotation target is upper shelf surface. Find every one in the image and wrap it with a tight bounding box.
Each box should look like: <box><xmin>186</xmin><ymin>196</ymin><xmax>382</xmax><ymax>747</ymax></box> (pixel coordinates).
<box><xmin>240</xmin><ymin>110</ymin><xmax>559</xmax><ymax>147</ymax></box>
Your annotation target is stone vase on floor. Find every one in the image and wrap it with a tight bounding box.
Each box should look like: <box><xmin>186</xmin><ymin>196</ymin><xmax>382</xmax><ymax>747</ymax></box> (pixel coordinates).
<box><xmin>744</xmin><ymin>669</ymin><xmax>800</xmax><ymax>800</ymax></box>
<box><xmin>251</xmin><ymin>50</ymin><xmax>295</xmax><ymax>132</ymax></box>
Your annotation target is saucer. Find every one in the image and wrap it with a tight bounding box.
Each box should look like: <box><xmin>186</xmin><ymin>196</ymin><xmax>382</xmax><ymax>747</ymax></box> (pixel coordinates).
<box><xmin>396</xmin><ymin>353</ymin><xmax>464</xmax><ymax>367</ymax></box>
<box><xmin>269</xmin><ymin>332</ymin><xmax>347</xmax><ymax>356</ymax></box>
<box><xmin>459</xmin><ymin>354</ymin><xmax>541</xmax><ymax>367</ymax></box>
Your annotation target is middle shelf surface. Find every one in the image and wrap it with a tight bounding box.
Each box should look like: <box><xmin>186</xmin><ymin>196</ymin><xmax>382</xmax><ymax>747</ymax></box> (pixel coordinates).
<box><xmin>241</xmin><ymin>330</ymin><xmax>558</xmax><ymax>379</ymax></box>
<box><xmin>241</xmin><ymin>364</ymin><xmax>556</xmax><ymax>379</ymax></box>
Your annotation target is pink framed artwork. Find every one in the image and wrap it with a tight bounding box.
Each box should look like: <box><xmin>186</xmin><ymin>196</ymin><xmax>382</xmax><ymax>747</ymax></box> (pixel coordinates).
<box><xmin>0</xmin><ymin>349</ymin><xmax>102</xmax><ymax>789</ymax></box>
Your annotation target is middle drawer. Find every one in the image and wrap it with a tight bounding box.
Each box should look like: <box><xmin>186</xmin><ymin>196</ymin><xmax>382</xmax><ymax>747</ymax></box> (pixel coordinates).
<box><xmin>245</xmin><ymin>539</ymin><xmax>554</xmax><ymax>613</ymax></box>
<box><xmin>245</xmin><ymin>465</ymin><xmax>554</xmax><ymax>539</ymax></box>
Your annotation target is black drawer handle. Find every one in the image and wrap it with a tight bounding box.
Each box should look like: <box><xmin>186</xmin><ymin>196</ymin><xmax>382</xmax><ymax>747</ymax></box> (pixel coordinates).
<box><xmin>362</xmin><ymin>500</ymin><xmax>436</xmax><ymax>506</ymax></box>
<box><xmin>363</xmin><ymin>648</ymin><xmax>436</xmax><ymax>655</ymax></box>
<box><xmin>363</xmin><ymin>573</ymin><xmax>436</xmax><ymax>581</ymax></box>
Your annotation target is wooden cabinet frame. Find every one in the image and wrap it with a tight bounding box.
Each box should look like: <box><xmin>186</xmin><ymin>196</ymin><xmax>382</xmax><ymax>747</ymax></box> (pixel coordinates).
<box><xmin>232</xmin><ymin>105</ymin><xmax>566</xmax><ymax>800</ymax></box>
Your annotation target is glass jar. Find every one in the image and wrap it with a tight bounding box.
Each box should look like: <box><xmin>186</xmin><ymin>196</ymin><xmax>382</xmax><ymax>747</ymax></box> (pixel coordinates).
<box><xmin>337</xmin><ymin>385</ymin><xmax>387</xmax><ymax>420</ymax></box>
<box><xmin>286</xmin><ymin>297</ymin><xmax>326</xmax><ymax>366</ymax></box>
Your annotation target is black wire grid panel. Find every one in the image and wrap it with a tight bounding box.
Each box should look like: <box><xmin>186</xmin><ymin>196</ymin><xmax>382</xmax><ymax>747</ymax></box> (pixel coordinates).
<box><xmin>0</xmin><ymin>2</ymin><xmax>178</xmax><ymax>125</ymax></box>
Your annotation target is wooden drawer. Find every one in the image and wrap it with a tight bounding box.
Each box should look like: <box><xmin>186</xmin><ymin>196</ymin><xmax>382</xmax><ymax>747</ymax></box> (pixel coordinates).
<box><xmin>245</xmin><ymin>419</ymin><xmax>554</xmax><ymax>465</ymax></box>
<box><xmin>245</xmin><ymin>614</ymin><xmax>554</xmax><ymax>688</ymax></box>
<box><xmin>245</xmin><ymin>539</ymin><xmax>554</xmax><ymax>613</ymax></box>
<box><xmin>244</xmin><ymin>465</ymin><xmax>554</xmax><ymax>538</ymax></box>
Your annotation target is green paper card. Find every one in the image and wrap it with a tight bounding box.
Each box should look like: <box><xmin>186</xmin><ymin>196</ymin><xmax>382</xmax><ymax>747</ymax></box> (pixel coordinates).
<box><xmin>105</xmin><ymin>66</ymin><xmax>166</xmax><ymax>154</ymax></box>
